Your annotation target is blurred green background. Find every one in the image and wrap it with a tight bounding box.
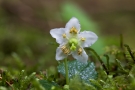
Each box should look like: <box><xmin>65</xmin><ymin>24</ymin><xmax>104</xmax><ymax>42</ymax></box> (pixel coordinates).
<box><xmin>0</xmin><ymin>0</ymin><xmax>135</xmax><ymax>72</ymax></box>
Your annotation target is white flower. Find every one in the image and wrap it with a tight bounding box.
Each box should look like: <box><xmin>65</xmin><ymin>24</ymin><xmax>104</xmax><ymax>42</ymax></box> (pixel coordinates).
<box><xmin>50</xmin><ymin>17</ymin><xmax>98</xmax><ymax>63</ymax></box>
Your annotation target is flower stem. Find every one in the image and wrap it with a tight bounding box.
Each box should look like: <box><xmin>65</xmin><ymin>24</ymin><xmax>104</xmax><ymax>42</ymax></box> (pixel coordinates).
<box><xmin>64</xmin><ymin>58</ymin><xmax>69</xmax><ymax>84</ymax></box>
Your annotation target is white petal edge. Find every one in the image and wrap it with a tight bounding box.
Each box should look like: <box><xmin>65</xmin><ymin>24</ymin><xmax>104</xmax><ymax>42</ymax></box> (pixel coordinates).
<box><xmin>72</xmin><ymin>48</ymin><xmax>88</xmax><ymax>64</ymax></box>
<box><xmin>50</xmin><ymin>28</ymin><xmax>67</xmax><ymax>44</ymax></box>
<box><xmin>56</xmin><ymin>47</ymin><xmax>67</xmax><ymax>61</ymax></box>
<box><xmin>65</xmin><ymin>17</ymin><xmax>81</xmax><ymax>33</ymax></box>
<box><xmin>79</xmin><ymin>31</ymin><xmax>98</xmax><ymax>47</ymax></box>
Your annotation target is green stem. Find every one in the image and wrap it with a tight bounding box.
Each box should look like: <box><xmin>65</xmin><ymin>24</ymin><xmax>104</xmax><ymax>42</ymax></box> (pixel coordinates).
<box><xmin>87</xmin><ymin>48</ymin><xmax>109</xmax><ymax>75</ymax></box>
<box><xmin>104</xmin><ymin>54</ymin><xmax>110</xmax><ymax>73</ymax></box>
<box><xmin>124</xmin><ymin>44</ymin><xmax>135</xmax><ymax>63</ymax></box>
<box><xmin>64</xmin><ymin>58</ymin><xmax>69</xmax><ymax>85</ymax></box>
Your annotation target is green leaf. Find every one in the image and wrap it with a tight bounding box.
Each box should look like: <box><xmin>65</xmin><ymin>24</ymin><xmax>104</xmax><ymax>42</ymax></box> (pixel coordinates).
<box><xmin>39</xmin><ymin>80</ymin><xmax>59</xmax><ymax>90</ymax></box>
<box><xmin>57</xmin><ymin>60</ymin><xmax>97</xmax><ymax>83</ymax></box>
<box><xmin>69</xmin><ymin>76</ymin><xmax>97</xmax><ymax>90</ymax></box>
<box><xmin>115</xmin><ymin>59</ymin><xmax>128</xmax><ymax>73</ymax></box>
<box><xmin>90</xmin><ymin>79</ymin><xmax>103</xmax><ymax>90</ymax></box>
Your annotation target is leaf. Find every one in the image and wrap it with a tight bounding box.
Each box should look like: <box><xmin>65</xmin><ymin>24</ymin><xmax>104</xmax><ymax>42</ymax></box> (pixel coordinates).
<box><xmin>57</xmin><ymin>60</ymin><xmax>97</xmax><ymax>83</ymax></box>
<box><xmin>39</xmin><ymin>80</ymin><xmax>59</xmax><ymax>90</ymax></box>
<box><xmin>90</xmin><ymin>79</ymin><xmax>103</xmax><ymax>90</ymax></box>
<box><xmin>69</xmin><ymin>76</ymin><xmax>97</xmax><ymax>90</ymax></box>
<box><xmin>114</xmin><ymin>75</ymin><xmax>128</xmax><ymax>86</ymax></box>
<box><xmin>115</xmin><ymin>59</ymin><xmax>128</xmax><ymax>73</ymax></box>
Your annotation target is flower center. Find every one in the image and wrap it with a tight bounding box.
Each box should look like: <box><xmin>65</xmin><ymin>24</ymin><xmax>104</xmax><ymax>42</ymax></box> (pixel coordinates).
<box><xmin>69</xmin><ymin>38</ymin><xmax>78</xmax><ymax>51</ymax></box>
<box><xmin>69</xmin><ymin>38</ymin><xmax>78</xmax><ymax>45</ymax></box>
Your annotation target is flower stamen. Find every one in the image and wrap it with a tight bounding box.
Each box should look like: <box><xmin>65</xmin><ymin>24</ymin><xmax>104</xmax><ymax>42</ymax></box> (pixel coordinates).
<box><xmin>78</xmin><ymin>48</ymin><xmax>83</xmax><ymax>55</ymax></box>
<box><xmin>61</xmin><ymin>45</ymin><xmax>70</xmax><ymax>54</ymax></box>
<box><xmin>69</xmin><ymin>27</ymin><xmax>78</xmax><ymax>34</ymax></box>
<box><xmin>81</xmin><ymin>37</ymin><xmax>86</xmax><ymax>41</ymax></box>
<box><xmin>62</xmin><ymin>33</ymin><xmax>66</xmax><ymax>38</ymax></box>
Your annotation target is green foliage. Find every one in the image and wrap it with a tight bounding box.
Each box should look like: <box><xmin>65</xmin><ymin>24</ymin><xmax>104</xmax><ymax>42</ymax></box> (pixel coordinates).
<box><xmin>40</xmin><ymin>80</ymin><xmax>61</xmax><ymax>90</ymax></box>
<box><xmin>0</xmin><ymin>70</ymin><xmax>44</xmax><ymax>90</ymax></box>
<box><xmin>0</xmin><ymin>42</ymin><xmax>135</xmax><ymax>90</ymax></box>
<box><xmin>0</xmin><ymin>44</ymin><xmax>135</xmax><ymax>90</ymax></box>
<box><xmin>57</xmin><ymin>60</ymin><xmax>97</xmax><ymax>84</ymax></box>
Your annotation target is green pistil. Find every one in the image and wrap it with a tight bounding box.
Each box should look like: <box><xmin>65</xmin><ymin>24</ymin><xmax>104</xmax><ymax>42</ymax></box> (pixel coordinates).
<box><xmin>70</xmin><ymin>43</ymin><xmax>76</xmax><ymax>51</ymax></box>
<box><xmin>69</xmin><ymin>38</ymin><xmax>78</xmax><ymax>51</ymax></box>
<box><xmin>69</xmin><ymin>38</ymin><xmax>78</xmax><ymax>45</ymax></box>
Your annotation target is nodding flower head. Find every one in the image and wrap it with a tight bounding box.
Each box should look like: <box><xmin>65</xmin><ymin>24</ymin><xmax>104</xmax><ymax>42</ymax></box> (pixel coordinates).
<box><xmin>50</xmin><ymin>17</ymin><xmax>98</xmax><ymax>63</ymax></box>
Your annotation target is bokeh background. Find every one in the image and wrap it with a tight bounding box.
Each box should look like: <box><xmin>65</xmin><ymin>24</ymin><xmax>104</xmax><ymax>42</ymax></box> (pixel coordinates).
<box><xmin>0</xmin><ymin>0</ymin><xmax>135</xmax><ymax>72</ymax></box>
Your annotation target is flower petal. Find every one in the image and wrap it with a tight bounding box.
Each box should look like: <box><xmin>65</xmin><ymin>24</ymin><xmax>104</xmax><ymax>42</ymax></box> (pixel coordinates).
<box><xmin>50</xmin><ymin>28</ymin><xmax>67</xmax><ymax>44</ymax></box>
<box><xmin>56</xmin><ymin>47</ymin><xmax>67</xmax><ymax>60</ymax></box>
<box><xmin>65</xmin><ymin>17</ymin><xmax>81</xmax><ymax>33</ymax></box>
<box><xmin>79</xmin><ymin>31</ymin><xmax>98</xmax><ymax>47</ymax></box>
<box><xmin>72</xmin><ymin>48</ymin><xmax>88</xmax><ymax>64</ymax></box>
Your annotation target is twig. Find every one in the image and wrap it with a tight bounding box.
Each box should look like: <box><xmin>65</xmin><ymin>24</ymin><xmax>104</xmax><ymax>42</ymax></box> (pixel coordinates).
<box><xmin>104</xmin><ymin>54</ymin><xmax>110</xmax><ymax>72</ymax></box>
<box><xmin>6</xmin><ymin>81</ymin><xmax>14</xmax><ymax>90</ymax></box>
<box><xmin>124</xmin><ymin>44</ymin><xmax>135</xmax><ymax>63</ymax></box>
<box><xmin>120</xmin><ymin>34</ymin><xmax>128</xmax><ymax>63</ymax></box>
